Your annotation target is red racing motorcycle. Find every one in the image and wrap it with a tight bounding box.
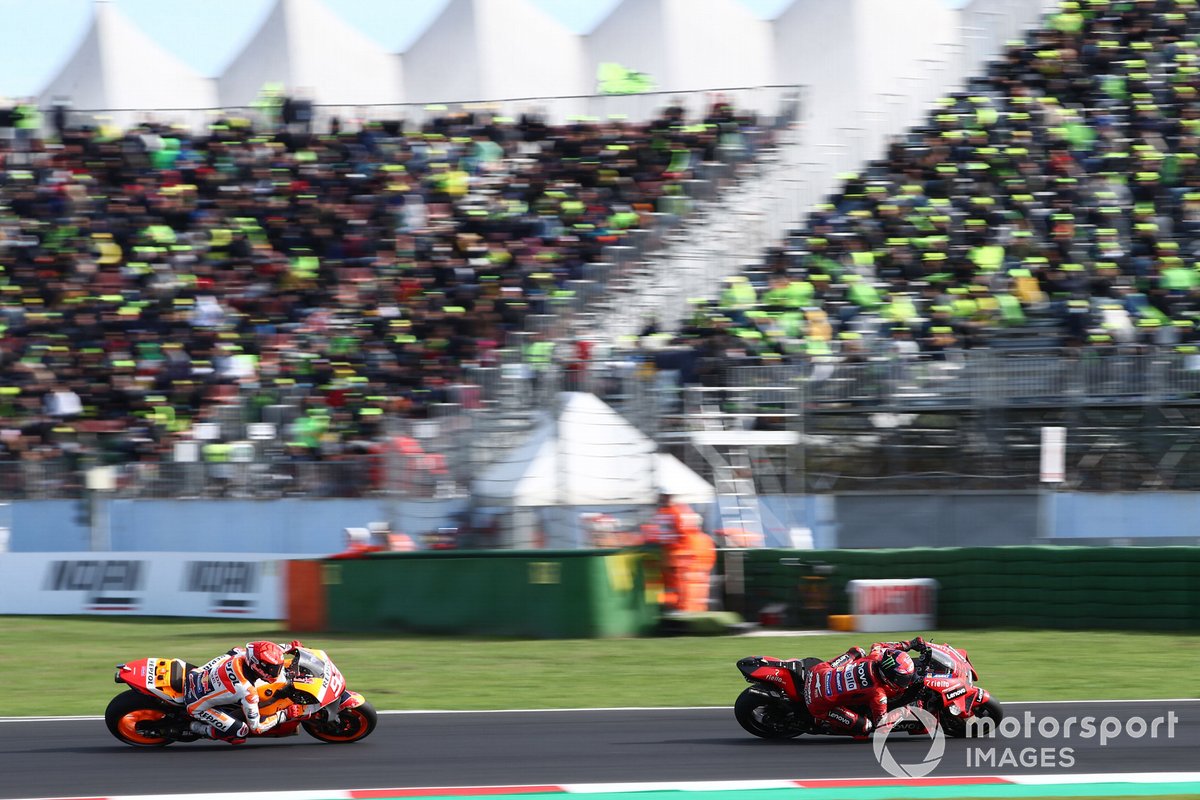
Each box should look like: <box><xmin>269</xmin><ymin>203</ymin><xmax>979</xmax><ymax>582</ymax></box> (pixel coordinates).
<box><xmin>734</xmin><ymin>640</ymin><xmax>1003</xmax><ymax>739</ymax></box>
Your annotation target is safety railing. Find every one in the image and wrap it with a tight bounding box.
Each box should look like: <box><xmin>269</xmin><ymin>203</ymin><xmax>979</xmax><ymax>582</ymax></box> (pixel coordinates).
<box><xmin>8</xmin><ymin>347</ymin><xmax>1200</xmax><ymax>499</ymax></box>
<box><xmin>0</xmin><ymin>455</ymin><xmax>468</xmax><ymax>501</ymax></box>
<box><xmin>33</xmin><ymin>84</ymin><xmax>802</xmax><ymax>136</ymax></box>
<box><xmin>722</xmin><ymin>348</ymin><xmax>1200</xmax><ymax>409</ymax></box>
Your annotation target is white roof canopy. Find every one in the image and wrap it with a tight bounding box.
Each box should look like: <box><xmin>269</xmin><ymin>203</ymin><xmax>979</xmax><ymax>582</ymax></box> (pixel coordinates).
<box><xmin>586</xmin><ymin>0</ymin><xmax>774</xmax><ymax>94</ymax></box>
<box><xmin>773</xmin><ymin>0</ymin><xmax>958</xmax><ymax>166</ymax></box>
<box><xmin>403</xmin><ymin>0</ymin><xmax>586</xmax><ymax>115</ymax></box>
<box><xmin>218</xmin><ymin>0</ymin><xmax>402</xmax><ymax>113</ymax></box>
<box><xmin>39</xmin><ymin>0</ymin><xmax>217</xmax><ymax>131</ymax></box>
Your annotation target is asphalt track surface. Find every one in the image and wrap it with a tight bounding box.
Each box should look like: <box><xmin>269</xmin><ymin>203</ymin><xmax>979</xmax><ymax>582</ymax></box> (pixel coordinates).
<box><xmin>1</xmin><ymin>700</ymin><xmax>1196</xmax><ymax>799</ymax></box>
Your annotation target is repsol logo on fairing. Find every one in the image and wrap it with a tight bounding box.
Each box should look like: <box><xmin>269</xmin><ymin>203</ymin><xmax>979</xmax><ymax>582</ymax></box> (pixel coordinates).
<box><xmin>185</xmin><ymin>561</ymin><xmax>257</xmax><ymax>594</ymax></box>
<box><xmin>46</xmin><ymin>560</ymin><xmax>143</xmax><ymax>592</ymax></box>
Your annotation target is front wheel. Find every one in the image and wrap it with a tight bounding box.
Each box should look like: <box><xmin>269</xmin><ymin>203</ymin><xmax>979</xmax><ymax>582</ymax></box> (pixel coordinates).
<box><xmin>942</xmin><ymin>697</ymin><xmax>1004</xmax><ymax>738</ymax></box>
<box><xmin>303</xmin><ymin>701</ymin><xmax>378</xmax><ymax>743</ymax></box>
<box><xmin>105</xmin><ymin>690</ymin><xmax>175</xmax><ymax>747</ymax></box>
<box><xmin>734</xmin><ymin>687</ymin><xmax>808</xmax><ymax>739</ymax></box>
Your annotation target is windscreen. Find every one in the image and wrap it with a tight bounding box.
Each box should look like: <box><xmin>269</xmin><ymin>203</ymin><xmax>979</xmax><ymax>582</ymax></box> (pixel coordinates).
<box><xmin>291</xmin><ymin>650</ymin><xmax>327</xmax><ymax>681</ymax></box>
<box><xmin>927</xmin><ymin>649</ymin><xmax>957</xmax><ymax>677</ymax></box>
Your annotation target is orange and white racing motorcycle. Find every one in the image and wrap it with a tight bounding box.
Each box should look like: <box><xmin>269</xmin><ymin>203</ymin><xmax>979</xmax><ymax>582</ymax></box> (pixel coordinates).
<box><xmin>105</xmin><ymin>646</ymin><xmax>377</xmax><ymax>747</ymax></box>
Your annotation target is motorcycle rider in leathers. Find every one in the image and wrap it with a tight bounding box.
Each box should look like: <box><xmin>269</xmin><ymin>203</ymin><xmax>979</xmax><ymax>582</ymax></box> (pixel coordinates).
<box><xmin>803</xmin><ymin>637</ymin><xmax>929</xmax><ymax>736</ymax></box>
<box><xmin>184</xmin><ymin>639</ymin><xmax>307</xmax><ymax>744</ymax></box>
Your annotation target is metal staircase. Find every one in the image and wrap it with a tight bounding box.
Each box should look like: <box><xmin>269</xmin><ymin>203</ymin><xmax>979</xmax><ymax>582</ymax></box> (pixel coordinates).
<box><xmin>685</xmin><ymin>386</ymin><xmax>802</xmax><ymax>545</ymax></box>
<box><xmin>709</xmin><ymin>445</ymin><xmax>766</xmax><ymax>544</ymax></box>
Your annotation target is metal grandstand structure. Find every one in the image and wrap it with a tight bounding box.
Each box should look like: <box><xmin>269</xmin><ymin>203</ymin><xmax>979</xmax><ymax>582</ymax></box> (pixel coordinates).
<box><xmin>10</xmin><ymin>345</ymin><xmax>1200</xmax><ymax>501</ymax></box>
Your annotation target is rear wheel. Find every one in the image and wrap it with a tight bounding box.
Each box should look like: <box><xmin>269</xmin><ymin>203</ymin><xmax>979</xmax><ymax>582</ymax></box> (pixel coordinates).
<box><xmin>105</xmin><ymin>690</ymin><xmax>175</xmax><ymax>747</ymax></box>
<box><xmin>303</xmin><ymin>702</ymin><xmax>378</xmax><ymax>743</ymax></box>
<box><xmin>734</xmin><ymin>687</ymin><xmax>807</xmax><ymax>739</ymax></box>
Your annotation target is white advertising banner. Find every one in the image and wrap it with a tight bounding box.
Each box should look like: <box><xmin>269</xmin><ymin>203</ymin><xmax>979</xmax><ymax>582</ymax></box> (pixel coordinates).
<box><xmin>1040</xmin><ymin>426</ymin><xmax>1066</xmax><ymax>483</ymax></box>
<box><xmin>0</xmin><ymin>553</ymin><xmax>289</xmax><ymax>618</ymax></box>
<box><xmin>847</xmin><ymin>578</ymin><xmax>938</xmax><ymax>633</ymax></box>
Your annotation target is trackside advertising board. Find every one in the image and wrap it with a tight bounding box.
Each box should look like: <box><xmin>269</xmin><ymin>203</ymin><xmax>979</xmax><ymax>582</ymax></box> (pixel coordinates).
<box><xmin>847</xmin><ymin>578</ymin><xmax>938</xmax><ymax>632</ymax></box>
<box><xmin>0</xmin><ymin>552</ymin><xmax>288</xmax><ymax>618</ymax></box>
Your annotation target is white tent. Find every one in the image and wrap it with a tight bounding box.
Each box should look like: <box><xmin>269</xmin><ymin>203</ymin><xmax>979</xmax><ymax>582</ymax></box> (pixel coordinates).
<box><xmin>583</xmin><ymin>0</ymin><xmax>774</xmax><ymax>119</ymax></box>
<box><xmin>473</xmin><ymin>392</ymin><xmax>713</xmax><ymax>508</ymax></box>
<box><xmin>402</xmin><ymin>0</ymin><xmax>587</xmax><ymax>119</ymax></box>
<box><xmin>217</xmin><ymin>0</ymin><xmax>402</xmax><ymax>119</ymax></box>
<box><xmin>38</xmin><ymin>0</ymin><xmax>217</xmax><ymax>132</ymax></box>
<box><xmin>471</xmin><ymin>392</ymin><xmax>713</xmax><ymax>549</ymax></box>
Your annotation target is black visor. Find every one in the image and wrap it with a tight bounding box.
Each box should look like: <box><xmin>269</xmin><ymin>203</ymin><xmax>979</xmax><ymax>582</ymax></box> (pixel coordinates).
<box><xmin>252</xmin><ymin>659</ymin><xmax>281</xmax><ymax>682</ymax></box>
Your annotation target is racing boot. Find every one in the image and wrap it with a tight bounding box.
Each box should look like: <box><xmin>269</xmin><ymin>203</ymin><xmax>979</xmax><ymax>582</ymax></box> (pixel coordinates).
<box><xmin>190</xmin><ymin>720</ymin><xmax>247</xmax><ymax>745</ymax></box>
<box><xmin>899</xmin><ymin>703</ymin><xmax>931</xmax><ymax>736</ymax></box>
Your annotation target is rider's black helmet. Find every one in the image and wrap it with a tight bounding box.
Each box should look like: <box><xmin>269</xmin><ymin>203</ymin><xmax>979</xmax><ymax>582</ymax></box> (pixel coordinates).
<box><xmin>877</xmin><ymin>649</ymin><xmax>916</xmax><ymax>690</ymax></box>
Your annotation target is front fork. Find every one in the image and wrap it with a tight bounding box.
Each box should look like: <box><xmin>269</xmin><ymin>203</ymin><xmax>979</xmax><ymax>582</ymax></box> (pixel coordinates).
<box><xmin>952</xmin><ymin>687</ymin><xmax>992</xmax><ymax>718</ymax></box>
<box><xmin>310</xmin><ymin>690</ymin><xmax>367</xmax><ymax>728</ymax></box>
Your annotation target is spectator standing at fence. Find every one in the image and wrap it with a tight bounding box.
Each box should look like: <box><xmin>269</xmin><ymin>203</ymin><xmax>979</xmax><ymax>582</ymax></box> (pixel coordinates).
<box><xmin>643</xmin><ymin>492</ymin><xmax>711</xmax><ymax>612</ymax></box>
<box><xmin>677</xmin><ymin>520</ymin><xmax>716</xmax><ymax>613</ymax></box>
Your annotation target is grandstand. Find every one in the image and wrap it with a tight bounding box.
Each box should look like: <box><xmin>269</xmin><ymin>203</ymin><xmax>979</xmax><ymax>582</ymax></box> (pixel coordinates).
<box><xmin>6</xmin><ymin>0</ymin><xmax>1200</xmax><ymax>548</ymax></box>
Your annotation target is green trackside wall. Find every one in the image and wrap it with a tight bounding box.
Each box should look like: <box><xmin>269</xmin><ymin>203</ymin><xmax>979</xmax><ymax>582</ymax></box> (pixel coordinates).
<box><xmin>730</xmin><ymin>547</ymin><xmax>1200</xmax><ymax>631</ymax></box>
<box><xmin>319</xmin><ymin>550</ymin><xmax>658</xmax><ymax>638</ymax></box>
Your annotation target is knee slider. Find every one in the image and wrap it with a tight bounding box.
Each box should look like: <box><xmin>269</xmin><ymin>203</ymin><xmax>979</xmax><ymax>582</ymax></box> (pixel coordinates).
<box><xmin>215</xmin><ymin>721</ymin><xmax>249</xmax><ymax>739</ymax></box>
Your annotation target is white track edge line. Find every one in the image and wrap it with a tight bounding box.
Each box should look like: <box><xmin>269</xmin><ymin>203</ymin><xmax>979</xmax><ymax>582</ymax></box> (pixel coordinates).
<box><xmin>1004</xmin><ymin>771</ymin><xmax>1200</xmax><ymax>785</ymax></box>
<box><xmin>562</xmin><ymin>781</ymin><xmax>799</xmax><ymax>793</ymax></box>
<box><xmin>17</xmin><ymin>774</ymin><xmax>1200</xmax><ymax>800</ymax></box>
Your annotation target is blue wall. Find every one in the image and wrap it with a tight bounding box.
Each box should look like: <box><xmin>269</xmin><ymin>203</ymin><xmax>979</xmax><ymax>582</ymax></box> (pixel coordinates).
<box><xmin>757</xmin><ymin>495</ymin><xmax>837</xmax><ymax>548</ymax></box>
<box><xmin>9</xmin><ymin>498</ymin><xmax>467</xmax><ymax>554</ymax></box>
<box><xmin>12</xmin><ymin>501</ymin><xmax>91</xmax><ymax>551</ymax></box>
<box><xmin>10</xmin><ymin>492</ymin><xmax>1200</xmax><ymax>553</ymax></box>
<box><xmin>1049</xmin><ymin>492</ymin><xmax>1200</xmax><ymax>540</ymax></box>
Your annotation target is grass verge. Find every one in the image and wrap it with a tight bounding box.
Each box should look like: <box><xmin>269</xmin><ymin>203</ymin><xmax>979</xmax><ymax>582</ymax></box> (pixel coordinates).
<box><xmin>2</xmin><ymin>617</ymin><xmax>1197</xmax><ymax>716</ymax></box>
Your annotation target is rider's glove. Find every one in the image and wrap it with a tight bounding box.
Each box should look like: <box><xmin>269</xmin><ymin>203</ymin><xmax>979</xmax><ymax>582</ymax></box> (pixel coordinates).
<box><xmin>909</xmin><ymin>636</ymin><xmax>928</xmax><ymax>652</ymax></box>
<box><xmin>286</xmin><ymin>639</ymin><xmax>304</xmax><ymax>652</ymax></box>
<box><xmin>285</xmin><ymin>704</ymin><xmax>306</xmax><ymax>720</ymax></box>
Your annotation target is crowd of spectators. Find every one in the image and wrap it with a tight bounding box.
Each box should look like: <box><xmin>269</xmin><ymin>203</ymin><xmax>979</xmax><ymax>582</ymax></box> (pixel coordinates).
<box><xmin>6</xmin><ymin>0</ymin><xmax>1196</xmax><ymax>495</ymax></box>
<box><xmin>655</xmin><ymin>0</ymin><xmax>1200</xmax><ymax>372</ymax></box>
<box><xmin>0</xmin><ymin>97</ymin><xmax>770</xmax><ymax>487</ymax></box>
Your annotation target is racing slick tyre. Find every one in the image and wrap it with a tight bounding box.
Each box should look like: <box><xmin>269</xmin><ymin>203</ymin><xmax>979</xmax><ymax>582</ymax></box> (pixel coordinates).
<box><xmin>105</xmin><ymin>690</ymin><xmax>175</xmax><ymax>747</ymax></box>
<box><xmin>734</xmin><ymin>687</ymin><xmax>807</xmax><ymax>739</ymax></box>
<box><xmin>942</xmin><ymin>698</ymin><xmax>1004</xmax><ymax>738</ymax></box>
<box><xmin>303</xmin><ymin>701</ymin><xmax>378</xmax><ymax>743</ymax></box>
